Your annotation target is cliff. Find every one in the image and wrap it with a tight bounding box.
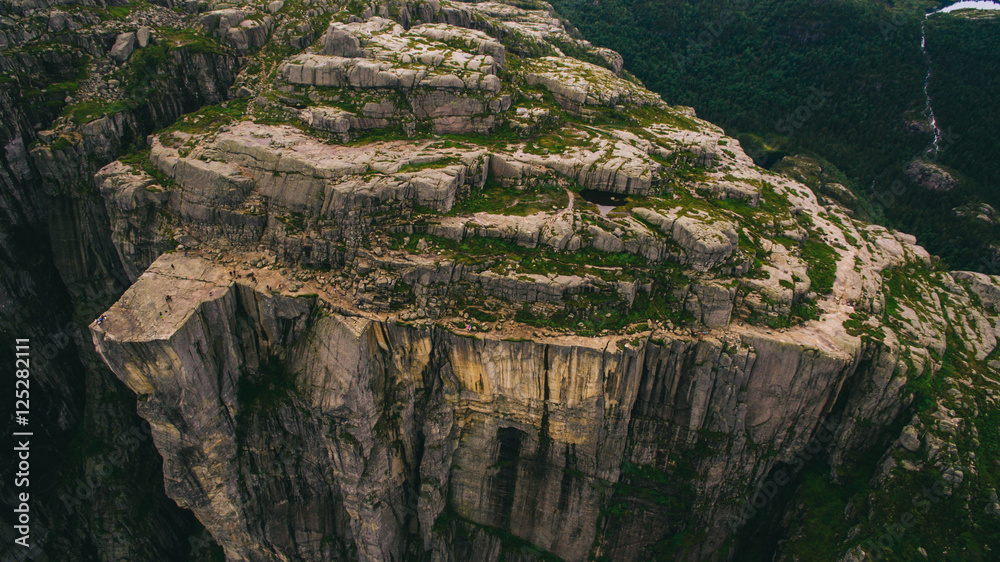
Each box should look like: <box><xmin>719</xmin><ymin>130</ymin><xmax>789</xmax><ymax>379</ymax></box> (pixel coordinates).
<box><xmin>91</xmin><ymin>252</ymin><xmax>866</xmax><ymax>560</ymax></box>
<box><xmin>3</xmin><ymin>0</ymin><xmax>998</xmax><ymax>560</ymax></box>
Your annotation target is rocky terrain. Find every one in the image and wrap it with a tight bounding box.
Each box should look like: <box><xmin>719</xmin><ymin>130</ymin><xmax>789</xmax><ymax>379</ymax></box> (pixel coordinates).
<box><xmin>3</xmin><ymin>0</ymin><xmax>1000</xmax><ymax>560</ymax></box>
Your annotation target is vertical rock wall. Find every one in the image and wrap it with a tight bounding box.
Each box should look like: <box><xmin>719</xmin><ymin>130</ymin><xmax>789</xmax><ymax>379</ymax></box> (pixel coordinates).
<box><xmin>92</xmin><ymin>255</ymin><xmax>900</xmax><ymax>562</ymax></box>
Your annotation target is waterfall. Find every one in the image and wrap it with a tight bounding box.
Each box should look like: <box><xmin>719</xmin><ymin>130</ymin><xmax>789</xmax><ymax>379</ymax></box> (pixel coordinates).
<box><xmin>921</xmin><ymin>18</ymin><xmax>941</xmax><ymax>154</ymax></box>
<box><xmin>920</xmin><ymin>2</ymin><xmax>1000</xmax><ymax>154</ymax></box>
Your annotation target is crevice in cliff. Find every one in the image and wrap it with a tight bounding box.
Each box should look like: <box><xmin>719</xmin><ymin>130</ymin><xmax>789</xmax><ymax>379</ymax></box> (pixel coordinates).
<box><xmin>540</xmin><ymin>343</ymin><xmax>551</xmax><ymax>455</ymax></box>
<box><xmin>514</xmin><ymin>343</ymin><xmax>554</xmax><ymax>535</ymax></box>
<box><xmin>494</xmin><ymin>426</ymin><xmax>525</xmax><ymax>532</ymax></box>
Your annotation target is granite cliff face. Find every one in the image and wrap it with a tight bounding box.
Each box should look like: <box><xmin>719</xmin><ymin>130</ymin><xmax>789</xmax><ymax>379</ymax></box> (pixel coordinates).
<box><xmin>92</xmin><ymin>253</ymin><xmax>865</xmax><ymax>561</ymax></box>
<box><xmin>4</xmin><ymin>0</ymin><xmax>999</xmax><ymax>560</ymax></box>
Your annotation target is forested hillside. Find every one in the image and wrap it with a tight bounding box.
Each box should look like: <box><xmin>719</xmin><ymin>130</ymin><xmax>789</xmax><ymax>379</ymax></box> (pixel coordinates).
<box><xmin>550</xmin><ymin>0</ymin><xmax>1000</xmax><ymax>271</ymax></box>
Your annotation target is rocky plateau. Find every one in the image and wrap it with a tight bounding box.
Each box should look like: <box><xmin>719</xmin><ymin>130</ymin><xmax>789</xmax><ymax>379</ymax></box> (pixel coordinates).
<box><xmin>2</xmin><ymin>0</ymin><xmax>999</xmax><ymax>561</ymax></box>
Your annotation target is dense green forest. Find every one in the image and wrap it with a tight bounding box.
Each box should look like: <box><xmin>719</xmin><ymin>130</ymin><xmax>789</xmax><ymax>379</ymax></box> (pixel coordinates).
<box><xmin>550</xmin><ymin>0</ymin><xmax>1000</xmax><ymax>271</ymax></box>
<box><xmin>907</xmin><ymin>12</ymin><xmax>1000</xmax><ymax>270</ymax></box>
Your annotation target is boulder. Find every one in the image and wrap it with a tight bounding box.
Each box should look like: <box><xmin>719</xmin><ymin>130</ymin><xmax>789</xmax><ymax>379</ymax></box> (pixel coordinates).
<box><xmin>136</xmin><ymin>26</ymin><xmax>151</xmax><ymax>48</ymax></box>
<box><xmin>898</xmin><ymin>425</ymin><xmax>920</xmax><ymax>452</ymax></box>
<box><xmin>109</xmin><ymin>32</ymin><xmax>136</xmax><ymax>63</ymax></box>
<box><xmin>322</xmin><ymin>27</ymin><xmax>364</xmax><ymax>58</ymax></box>
<box><xmin>300</xmin><ymin>107</ymin><xmax>354</xmax><ymax>134</ymax></box>
<box><xmin>47</xmin><ymin>10</ymin><xmax>71</xmax><ymax>32</ymax></box>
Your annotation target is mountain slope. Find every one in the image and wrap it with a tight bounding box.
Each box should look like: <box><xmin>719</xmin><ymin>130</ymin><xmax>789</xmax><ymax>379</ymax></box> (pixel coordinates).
<box><xmin>549</xmin><ymin>0</ymin><xmax>1000</xmax><ymax>273</ymax></box>
<box><xmin>1</xmin><ymin>0</ymin><xmax>998</xmax><ymax>561</ymax></box>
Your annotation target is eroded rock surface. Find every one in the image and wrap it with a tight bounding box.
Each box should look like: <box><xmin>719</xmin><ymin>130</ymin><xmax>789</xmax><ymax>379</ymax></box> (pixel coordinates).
<box><xmin>13</xmin><ymin>0</ymin><xmax>991</xmax><ymax>560</ymax></box>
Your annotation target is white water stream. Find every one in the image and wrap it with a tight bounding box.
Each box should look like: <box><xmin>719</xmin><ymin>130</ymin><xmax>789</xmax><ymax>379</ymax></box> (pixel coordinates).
<box><xmin>920</xmin><ymin>1</ymin><xmax>1000</xmax><ymax>153</ymax></box>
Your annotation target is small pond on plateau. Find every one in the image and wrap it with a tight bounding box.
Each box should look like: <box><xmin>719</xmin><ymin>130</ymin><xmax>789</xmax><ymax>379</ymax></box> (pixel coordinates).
<box><xmin>579</xmin><ymin>189</ymin><xmax>628</xmax><ymax>216</ymax></box>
